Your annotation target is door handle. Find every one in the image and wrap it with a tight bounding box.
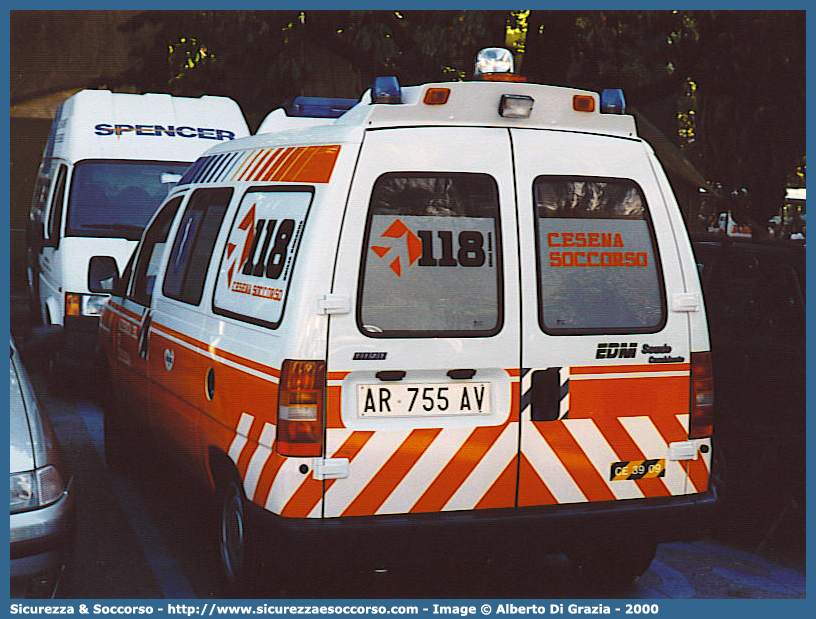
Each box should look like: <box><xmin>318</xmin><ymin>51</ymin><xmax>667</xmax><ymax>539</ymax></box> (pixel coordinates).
<box><xmin>530</xmin><ymin>368</ymin><xmax>562</xmax><ymax>422</ymax></box>
<box><xmin>137</xmin><ymin>310</ymin><xmax>152</xmax><ymax>360</ymax></box>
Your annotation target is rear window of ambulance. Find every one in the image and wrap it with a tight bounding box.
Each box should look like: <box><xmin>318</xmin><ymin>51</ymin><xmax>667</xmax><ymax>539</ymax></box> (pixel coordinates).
<box><xmin>534</xmin><ymin>177</ymin><xmax>665</xmax><ymax>334</ymax></box>
<box><xmin>358</xmin><ymin>172</ymin><xmax>502</xmax><ymax>337</ymax></box>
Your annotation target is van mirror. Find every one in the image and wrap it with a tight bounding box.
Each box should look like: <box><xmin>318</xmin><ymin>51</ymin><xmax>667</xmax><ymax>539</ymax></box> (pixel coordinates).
<box><xmin>88</xmin><ymin>256</ymin><xmax>119</xmax><ymax>293</ymax></box>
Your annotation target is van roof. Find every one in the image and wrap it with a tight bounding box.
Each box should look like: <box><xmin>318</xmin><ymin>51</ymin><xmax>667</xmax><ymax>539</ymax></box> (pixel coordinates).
<box><xmin>43</xmin><ymin>89</ymin><xmax>250</xmax><ymax>164</ymax></box>
<box><xmin>212</xmin><ymin>80</ymin><xmax>637</xmax><ymax>160</ymax></box>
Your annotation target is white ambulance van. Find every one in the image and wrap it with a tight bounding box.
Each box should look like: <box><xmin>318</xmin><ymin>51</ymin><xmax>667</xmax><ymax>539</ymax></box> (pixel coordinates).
<box><xmin>26</xmin><ymin>89</ymin><xmax>249</xmax><ymax>357</ymax></box>
<box><xmin>98</xmin><ymin>49</ymin><xmax>716</xmax><ymax>591</ymax></box>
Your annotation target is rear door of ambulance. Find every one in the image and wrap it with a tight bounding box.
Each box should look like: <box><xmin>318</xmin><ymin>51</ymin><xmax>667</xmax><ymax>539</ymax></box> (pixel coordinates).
<box><xmin>322</xmin><ymin>126</ymin><xmax>521</xmax><ymax>519</ymax></box>
<box><xmin>511</xmin><ymin>129</ymin><xmax>711</xmax><ymax>509</ymax></box>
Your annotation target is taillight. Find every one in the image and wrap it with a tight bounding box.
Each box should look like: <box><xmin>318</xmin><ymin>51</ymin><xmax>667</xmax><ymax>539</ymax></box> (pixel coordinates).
<box><xmin>276</xmin><ymin>360</ymin><xmax>326</xmax><ymax>457</ymax></box>
<box><xmin>689</xmin><ymin>351</ymin><xmax>714</xmax><ymax>439</ymax></box>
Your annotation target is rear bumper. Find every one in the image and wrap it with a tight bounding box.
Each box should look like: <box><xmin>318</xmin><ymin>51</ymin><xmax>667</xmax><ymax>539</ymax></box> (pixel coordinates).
<box><xmin>248</xmin><ymin>489</ymin><xmax>717</xmax><ymax>557</ymax></box>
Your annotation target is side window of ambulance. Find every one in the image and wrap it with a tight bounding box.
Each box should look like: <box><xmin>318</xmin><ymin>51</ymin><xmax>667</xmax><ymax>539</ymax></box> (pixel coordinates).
<box><xmin>359</xmin><ymin>173</ymin><xmax>502</xmax><ymax>337</ymax></box>
<box><xmin>163</xmin><ymin>187</ymin><xmax>233</xmax><ymax>306</ymax></box>
<box><xmin>212</xmin><ymin>187</ymin><xmax>313</xmax><ymax>329</ymax></box>
<box><xmin>129</xmin><ymin>197</ymin><xmax>184</xmax><ymax>307</ymax></box>
<box><xmin>46</xmin><ymin>165</ymin><xmax>67</xmax><ymax>239</ymax></box>
<box><xmin>534</xmin><ymin>177</ymin><xmax>664</xmax><ymax>334</ymax></box>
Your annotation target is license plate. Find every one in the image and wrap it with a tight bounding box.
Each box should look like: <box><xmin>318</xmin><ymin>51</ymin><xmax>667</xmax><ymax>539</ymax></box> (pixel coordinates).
<box><xmin>357</xmin><ymin>382</ymin><xmax>492</xmax><ymax>417</ymax></box>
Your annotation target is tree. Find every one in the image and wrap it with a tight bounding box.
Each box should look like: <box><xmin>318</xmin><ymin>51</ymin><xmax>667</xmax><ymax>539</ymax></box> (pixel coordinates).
<box><xmin>117</xmin><ymin>10</ymin><xmax>507</xmax><ymax>128</ymax></box>
<box><xmin>522</xmin><ymin>10</ymin><xmax>806</xmax><ymax>233</ymax></box>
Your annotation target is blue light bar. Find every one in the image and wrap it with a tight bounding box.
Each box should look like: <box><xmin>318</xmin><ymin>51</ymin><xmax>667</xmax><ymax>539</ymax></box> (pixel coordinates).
<box><xmin>600</xmin><ymin>89</ymin><xmax>626</xmax><ymax>115</ymax></box>
<box><xmin>284</xmin><ymin>96</ymin><xmax>357</xmax><ymax>118</ymax></box>
<box><xmin>371</xmin><ymin>76</ymin><xmax>402</xmax><ymax>104</ymax></box>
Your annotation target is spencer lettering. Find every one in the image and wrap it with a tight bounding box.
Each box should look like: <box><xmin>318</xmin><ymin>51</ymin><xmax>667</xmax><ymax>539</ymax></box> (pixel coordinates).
<box><xmin>547</xmin><ymin>232</ymin><xmax>625</xmax><ymax>248</ymax></box>
<box><xmin>94</xmin><ymin>123</ymin><xmax>237</xmax><ymax>140</ymax></box>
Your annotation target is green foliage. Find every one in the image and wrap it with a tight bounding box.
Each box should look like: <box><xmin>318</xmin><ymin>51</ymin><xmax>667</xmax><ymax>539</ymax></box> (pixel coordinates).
<box><xmin>117</xmin><ymin>11</ymin><xmax>505</xmax><ymax>128</ymax></box>
<box><xmin>116</xmin><ymin>10</ymin><xmax>805</xmax><ymax>229</ymax></box>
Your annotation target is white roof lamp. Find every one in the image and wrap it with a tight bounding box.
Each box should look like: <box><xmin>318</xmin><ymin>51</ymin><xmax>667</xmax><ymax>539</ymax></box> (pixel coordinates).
<box><xmin>474</xmin><ymin>47</ymin><xmax>515</xmax><ymax>78</ymax></box>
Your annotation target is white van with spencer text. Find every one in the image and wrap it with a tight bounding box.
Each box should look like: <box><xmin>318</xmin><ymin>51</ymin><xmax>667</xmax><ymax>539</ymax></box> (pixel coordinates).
<box><xmin>97</xmin><ymin>49</ymin><xmax>716</xmax><ymax>593</ymax></box>
<box><xmin>26</xmin><ymin>89</ymin><xmax>249</xmax><ymax>357</ymax></box>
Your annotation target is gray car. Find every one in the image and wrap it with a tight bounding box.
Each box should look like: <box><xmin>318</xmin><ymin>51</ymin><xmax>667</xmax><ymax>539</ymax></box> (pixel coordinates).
<box><xmin>10</xmin><ymin>337</ymin><xmax>75</xmax><ymax>598</ymax></box>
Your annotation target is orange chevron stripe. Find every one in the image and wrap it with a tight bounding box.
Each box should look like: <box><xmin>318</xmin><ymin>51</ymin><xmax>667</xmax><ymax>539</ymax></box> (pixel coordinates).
<box><xmin>517</xmin><ymin>452</ymin><xmax>558</xmax><ymax>507</ymax></box>
<box><xmin>686</xmin><ymin>453</ymin><xmax>710</xmax><ymax>493</ymax></box>
<box><xmin>590</xmin><ymin>416</ymin><xmax>672</xmax><ymax>498</ymax></box>
<box><xmin>532</xmin><ymin>421</ymin><xmax>616</xmax><ymax>502</ymax></box>
<box><xmin>341</xmin><ymin>428</ymin><xmax>442</xmax><ymax>517</ymax></box>
<box><xmin>409</xmin><ymin>423</ymin><xmax>509</xmax><ymax>513</ymax></box>
<box><xmin>280</xmin><ymin>431</ymin><xmax>374</xmax><ymax>517</ymax></box>
<box><xmin>252</xmin><ymin>453</ymin><xmax>287</xmax><ymax>505</ymax></box>
<box><xmin>475</xmin><ymin>453</ymin><xmax>518</xmax><ymax>509</ymax></box>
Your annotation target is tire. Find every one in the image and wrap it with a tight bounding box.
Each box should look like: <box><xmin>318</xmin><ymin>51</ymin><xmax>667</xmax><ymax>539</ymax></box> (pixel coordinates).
<box><xmin>568</xmin><ymin>540</ymin><xmax>657</xmax><ymax>589</ymax></box>
<box><xmin>215</xmin><ymin>476</ymin><xmax>255</xmax><ymax>596</ymax></box>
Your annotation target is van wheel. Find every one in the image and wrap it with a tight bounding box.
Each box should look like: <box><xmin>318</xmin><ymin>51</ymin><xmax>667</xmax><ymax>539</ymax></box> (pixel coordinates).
<box><xmin>568</xmin><ymin>540</ymin><xmax>656</xmax><ymax>589</ymax></box>
<box><xmin>215</xmin><ymin>476</ymin><xmax>255</xmax><ymax>596</ymax></box>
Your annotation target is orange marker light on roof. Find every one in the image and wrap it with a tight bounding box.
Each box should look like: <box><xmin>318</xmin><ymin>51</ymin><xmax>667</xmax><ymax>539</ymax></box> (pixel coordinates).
<box><xmin>424</xmin><ymin>88</ymin><xmax>451</xmax><ymax>105</ymax></box>
<box><xmin>573</xmin><ymin>95</ymin><xmax>596</xmax><ymax>113</ymax></box>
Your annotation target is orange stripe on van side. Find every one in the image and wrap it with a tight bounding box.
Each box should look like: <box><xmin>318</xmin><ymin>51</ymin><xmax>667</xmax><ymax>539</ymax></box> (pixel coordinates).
<box><xmin>285</xmin><ymin>146</ymin><xmax>323</xmax><ymax>181</ymax></box>
<box><xmin>290</xmin><ymin>145</ymin><xmax>341</xmax><ymax>183</ymax></box>
<box><xmin>409</xmin><ymin>423</ymin><xmax>508</xmax><ymax>514</ymax></box>
<box><xmin>266</xmin><ymin>148</ymin><xmax>298</xmax><ymax>182</ymax></box>
<box><xmin>533</xmin><ymin>421</ymin><xmax>616</xmax><ymax>503</ymax></box>
<box><xmin>233</xmin><ymin>149</ymin><xmax>265</xmax><ymax>181</ymax></box>
<box><xmin>274</xmin><ymin>147</ymin><xmax>314</xmax><ymax>182</ymax></box>
<box><xmin>341</xmin><ymin>428</ymin><xmax>442</xmax><ymax>517</ymax></box>
<box><xmin>150</xmin><ymin>320</ymin><xmax>281</xmax><ymax>380</ymax></box>
<box><xmin>258</xmin><ymin>148</ymin><xmax>289</xmax><ymax>181</ymax></box>
<box><xmin>245</xmin><ymin>148</ymin><xmax>277</xmax><ymax>181</ymax></box>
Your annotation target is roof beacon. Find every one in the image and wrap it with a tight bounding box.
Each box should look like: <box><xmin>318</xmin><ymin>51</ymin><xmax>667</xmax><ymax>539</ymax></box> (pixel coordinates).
<box><xmin>601</xmin><ymin>89</ymin><xmax>626</xmax><ymax>115</ymax></box>
<box><xmin>475</xmin><ymin>47</ymin><xmax>514</xmax><ymax>76</ymax></box>
<box><xmin>372</xmin><ymin>76</ymin><xmax>402</xmax><ymax>104</ymax></box>
<box><xmin>475</xmin><ymin>47</ymin><xmax>527</xmax><ymax>82</ymax></box>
